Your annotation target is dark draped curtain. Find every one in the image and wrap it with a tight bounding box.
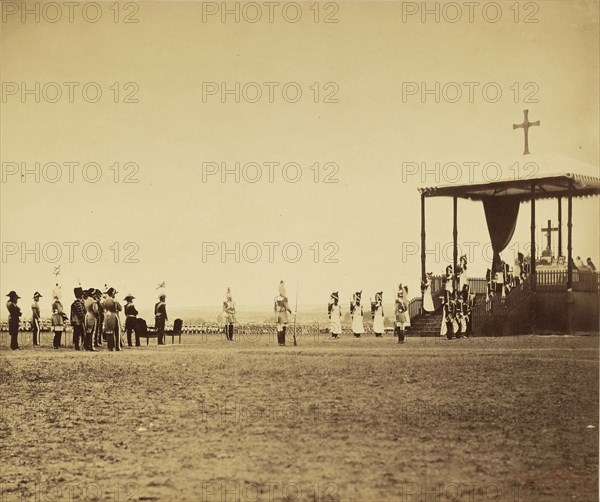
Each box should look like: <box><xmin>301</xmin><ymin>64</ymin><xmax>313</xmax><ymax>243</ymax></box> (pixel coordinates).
<box><xmin>482</xmin><ymin>197</ymin><xmax>520</xmax><ymax>274</ymax></box>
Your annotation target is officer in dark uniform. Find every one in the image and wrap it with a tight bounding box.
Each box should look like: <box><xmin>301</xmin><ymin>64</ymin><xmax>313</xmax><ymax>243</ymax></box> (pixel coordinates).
<box><xmin>155</xmin><ymin>294</ymin><xmax>168</xmax><ymax>345</ymax></box>
<box><xmin>70</xmin><ymin>287</ymin><xmax>86</xmax><ymax>350</ymax></box>
<box><xmin>103</xmin><ymin>287</ymin><xmax>122</xmax><ymax>351</ymax></box>
<box><xmin>123</xmin><ymin>294</ymin><xmax>139</xmax><ymax>347</ymax></box>
<box><xmin>93</xmin><ymin>289</ymin><xmax>104</xmax><ymax>347</ymax></box>
<box><xmin>6</xmin><ymin>291</ymin><xmax>22</xmax><ymax>350</ymax></box>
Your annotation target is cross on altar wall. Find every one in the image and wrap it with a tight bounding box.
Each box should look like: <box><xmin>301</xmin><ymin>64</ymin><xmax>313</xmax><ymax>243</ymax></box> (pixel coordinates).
<box><xmin>513</xmin><ymin>109</ymin><xmax>540</xmax><ymax>155</ymax></box>
<box><xmin>541</xmin><ymin>219</ymin><xmax>558</xmax><ymax>257</ymax></box>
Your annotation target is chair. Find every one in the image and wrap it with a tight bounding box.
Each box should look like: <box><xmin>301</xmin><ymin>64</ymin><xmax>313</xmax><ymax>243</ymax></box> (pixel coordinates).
<box><xmin>136</xmin><ymin>318</ymin><xmax>159</xmax><ymax>345</ymax></box>
<box><xmin>165</xmin><ymin>318</ymin><xmax>183</xmax><ymax>344</ymax></box>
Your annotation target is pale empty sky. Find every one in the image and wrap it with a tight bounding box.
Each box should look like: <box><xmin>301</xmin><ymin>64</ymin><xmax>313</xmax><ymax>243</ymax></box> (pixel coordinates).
<box><xmin>1</xmin><ymin>0</ymin><xmax>598</xmax><ymax>311</ymax></box>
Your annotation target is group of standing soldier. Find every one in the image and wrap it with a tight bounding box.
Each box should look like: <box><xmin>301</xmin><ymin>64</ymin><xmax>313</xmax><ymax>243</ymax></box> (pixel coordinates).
<box><xmin>5</xmin><ymin>287</ymin><xmax>168</xmax><ymax>351</ymax></box>
<box><xmin>327</xmin><ymin>285</ymin><xmax>411</xmax><ymax>344</ymax></box>
<box><xmin>7</xmin><ymin>273</ymin><xmax>474</xmax><ymax>351</ymax></box>
<box><xmin>422</xmin><ymin>255</ymin><xmax>473</xmax><ymax>340</ymax></box>
<box><xmin>222</xmin><ymin>280</ymin><xmax>413</xmax><ymax>347</ymax></box>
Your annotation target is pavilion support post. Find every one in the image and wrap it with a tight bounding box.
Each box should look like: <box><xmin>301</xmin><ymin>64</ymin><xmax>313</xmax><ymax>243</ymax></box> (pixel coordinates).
<box><xmin>453</xmin><ymin>196</ymin><xmax>458</xmax><ymax>292</ymax></box>
<box><xmin>530</xmin><ymin>182</ymin><xmax>536</xmax><ymax>334</ymax></box>
<box><xmin>558</xmin><ymin>198</ymin><xmax>563</xmax><ymax>258</ymax></box>
<box><xmin>566</xmin><ymin>182</ymin><xmax>574</xmax><ymax>334</ymax></box>
<box><xmin>421</xmin><ymin>191</ymin><xmax>426</xmax><ymax>285</ymax></box>
<box><xmin>530</xmin><ymin>182</ymin><xmax>536</xmax><ymax>286</ymax></box>
<box><xmin>567</xmin><ymin>184</ymin><xmax>573</xmax><ymax>289</ymax></box>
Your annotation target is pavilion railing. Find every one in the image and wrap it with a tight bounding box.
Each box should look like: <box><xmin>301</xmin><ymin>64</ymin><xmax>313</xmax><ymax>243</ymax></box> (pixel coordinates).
<box><xmin>408</xmin><ymin>297</ymin><xmax>422</xmax><ymax>320</ymax></box>
<box><xmin>470</xmin><ymin>275</ymin><xmax>534</xmax><ymax>334</ymax></box>
<box><xmin>467</xmin><ymin>277</ymin><xmax>488</xmax><ymax>295</ymax></box>
<box><xmin>411</xmin><ymin>276</ymin><xmax>486</xmax><ymax>319</ymax></box>
<box><xmin>536</xmin><ymin>270</ymin><xmax>599</xmax><ymax>292</ymax></box>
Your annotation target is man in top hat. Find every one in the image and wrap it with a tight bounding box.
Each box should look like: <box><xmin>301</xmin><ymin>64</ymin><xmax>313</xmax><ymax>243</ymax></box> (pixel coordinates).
<box><xmin>274</xmin><ymin>281</ymin><xmax>292</xmax><ymax>346</ymax></box>
<box><xmin>155</xmin><ymin>294</ymin><xmax>168</xmax><ymax>345</ymax></box>
<box><xmin>350</xmin><ymin>291</ymin><xmax>364</xmax><ymax>338</ymax></box>
<box><xmin>123</xmin><ymin>294</ymin><xmax>139</xmax><ymax>347</ymax></box>
<box><xmin>395</xmin><ymin>285</ymin><xmax>408</xmax><ymax>344</ymax></box>
<box><xmin>223</xmin><ymin>288</ymin><xmax>236</xmax><ymax>342</ymax></box>
<box><xmin>6</xmin><ymin>291</ymin><xmax>22</xmax><ymax>350</ymax></box>
<box><xmin>371</xmin><ymin>292</ymin><xmax>384</xmax><ymax>337</ymax></box>
<box><xmin>328</xmin><ymin>291</ymin><xmax>342</xmax><ymax>339</ymax></box>
<box><xmin>31</xmin><ymin>292</ymin><xmax>42</xmax><ymax>346</ymax></box>
<box><xmin>70</xmin><ymin>287</ymin><xmax>86</xmax><ymax>350</ymax></box>
<box><xmin>103</xmin><ymin>287</ymin><xmax>123</xmax><ymax>351</ymax></box>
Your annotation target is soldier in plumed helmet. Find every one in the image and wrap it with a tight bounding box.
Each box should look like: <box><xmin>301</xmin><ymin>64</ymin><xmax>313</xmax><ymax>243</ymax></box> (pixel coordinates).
<box><xmin>350</xmin><ymin>291</ymin><xmax>364</xmax><ymax>338</ymax></box>
<box><xmin>444</xmin><ymin>264</ymin><xmax>454</xmax><ymax>294</ymax></box>
<box><xmin>223</xmin><ymin>287</ymin><xmax>236</xmax><ymax>341</ymax></box>
<box><xmin>328</xmin><ymin>291</ymin><xmax>342</xmax><ymax>339</ymax></box>
<box><xmin>459</xmin><ymin>284</ymin><xmax>472</xmax><ymax>337</ymax></box>
<box><xmin>457</xmin><ymin>254</ymin><xmax>468</xmax><ymax>291</ymax></box>
<box><xmin>371</xmin><ymin>291</ymin><xmax>384</xmax><ymax>337</ymax></box>
<box><xmin>421</xmin><ymin>272</ymin><xmax>435</xmax><ymax>314</ymax></box>
<box><xmin>274</xmin><ymin>281</ymin><xmax>292</xmax><ymax>346</ymax></box>
<box><xmin>31</xmin><ymin>292</ymin><xmax>42</xmax><ymax>346</ymax></box>
<box><xmin>395</xmin><ymin>284</ymin><xmax>408</xmax><ymax>344</ymax></box>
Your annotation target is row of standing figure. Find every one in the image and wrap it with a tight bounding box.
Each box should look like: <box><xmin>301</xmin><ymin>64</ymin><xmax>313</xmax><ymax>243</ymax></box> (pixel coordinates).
<box><xmin>419</xmin><ymin>256</ymin><xmax>472</xmax><ymax>340</ymax></box>
<box><xmin>223</xmin><ymin>282</ymin><xmax>413</xmax><ymax>347</ymax></box>
<box><xmin>420</xmin><ymin>255</ymin><xmax>470</xmax><ymax>314</ymax></box>
<box><xmin>486</xmin><ymin>252</ymin><xmax>532</xmax><ymax>300</ymax></box>
<box><xmin>440</xmin><ymin>284</ymin><xmax>473</xmax><ymax>340</ymax></box>
<box><xmin>328</xmin><ymin>285</ymin><xmax>411</xmax><ymax>343</ymax></box>
<box><xmin>222</xmin><ymin>282</ymin><xmax>293</xmax><ymax>346</ymax></box>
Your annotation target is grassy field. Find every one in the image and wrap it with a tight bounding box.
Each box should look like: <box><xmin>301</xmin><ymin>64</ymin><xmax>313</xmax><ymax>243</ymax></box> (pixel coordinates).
<box><xmin>0</xmin><ymin>332</ymin><xmax>598</xmax><ymax>502</ymax></box>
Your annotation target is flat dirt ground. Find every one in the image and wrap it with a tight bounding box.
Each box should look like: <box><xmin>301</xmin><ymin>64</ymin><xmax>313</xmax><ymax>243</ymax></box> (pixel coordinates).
<box><xmin>1</xmin><ymin>332</ymin><xmax>598</xmax><ymax>502</ymax></box>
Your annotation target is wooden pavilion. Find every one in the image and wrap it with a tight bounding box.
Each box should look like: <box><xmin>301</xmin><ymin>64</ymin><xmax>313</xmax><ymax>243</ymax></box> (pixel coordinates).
<box><xmin>418</xmin><ymin>173</ymin><xmax>600</xmax><ymax>334</ymax></box>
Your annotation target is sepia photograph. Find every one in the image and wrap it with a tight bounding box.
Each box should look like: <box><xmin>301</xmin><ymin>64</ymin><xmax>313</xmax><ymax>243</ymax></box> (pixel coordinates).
<box><xmin>1</xmin><ymin>1</ymin><xmax>599</xmax><ymax>501</ymax></box>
